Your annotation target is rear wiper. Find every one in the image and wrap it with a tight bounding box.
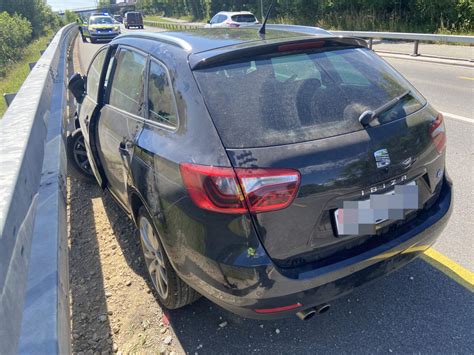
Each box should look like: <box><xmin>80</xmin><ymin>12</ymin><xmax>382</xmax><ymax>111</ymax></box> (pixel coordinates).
<box><xmin>358</xmin><ymin>90</ymin><xmax>411</xmax><ymax>127</ymax></box>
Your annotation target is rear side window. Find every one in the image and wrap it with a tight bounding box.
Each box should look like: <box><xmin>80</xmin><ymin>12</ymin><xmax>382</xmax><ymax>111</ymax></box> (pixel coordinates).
<box><xmin>231</xmin><ymin>14</ymin><xmax>257</xmax><ymax>22</ymax></box>
<box><xmin>147</xmin><ymin>61</ymin><xmax>178</xmax><ymax>128</ymax></box>
<box><xmin>193</xmin><ymin>47</ymin><xmax>426</xmax><ymax>148</ymax></box>
<box><xmin>109</xmin><ymin>49</ymin><xmax>146</xmax><ymax>116</ymax></box>
<box><xmin>87</xmin><ymin>49</ymin><xmax>107</xmax><ymax>102</ymax></box>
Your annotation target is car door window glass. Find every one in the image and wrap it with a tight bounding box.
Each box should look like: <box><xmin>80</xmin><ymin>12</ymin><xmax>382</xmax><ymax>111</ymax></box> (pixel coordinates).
<box><xmin>87</xmin><ymin>49</ymin><xmax>107</xmax><ymax>102</ymax></box>
<box><xmin>147</xmin><ymin>61</ymin><xmax>178</xmax><ymax>128</ymax></box>
<box><xmin>109</xmin><ymin>49</ymin><xmax>146</xmax><ymax>116</ymax></box>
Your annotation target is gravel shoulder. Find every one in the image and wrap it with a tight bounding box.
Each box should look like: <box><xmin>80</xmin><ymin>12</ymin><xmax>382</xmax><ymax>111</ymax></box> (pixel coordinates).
<box><xmin>68</xmin><ymin>178</ymin><xmax>185</xmax><ymax>354</ymax></box>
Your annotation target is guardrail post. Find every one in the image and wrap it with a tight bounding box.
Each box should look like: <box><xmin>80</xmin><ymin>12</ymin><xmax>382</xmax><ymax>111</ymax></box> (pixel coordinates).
<box><xmin>368</xmin><ymin>38</ymin><xmax>373</xmax><ymax>50</ymax></box>
<box><xmin>3</xmin><ymin>93</ymin><xmax>17</xmax><ymax>107</ymax></box>
<box><xmin>411</xmin><ymin>40</ymin><xmax>420</xmax><ymax>56</ymax></box>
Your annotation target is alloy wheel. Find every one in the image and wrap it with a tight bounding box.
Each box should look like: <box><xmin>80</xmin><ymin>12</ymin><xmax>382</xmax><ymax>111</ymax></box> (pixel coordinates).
<box><xmin>139</xmin><ymin>216</ymin><xmax>168</xmax><ymax>299</ymax></box>
<box><xmin>73</xmin><ymin>135</ymin><xmax>92</xmax><ymax>176</ymax></box>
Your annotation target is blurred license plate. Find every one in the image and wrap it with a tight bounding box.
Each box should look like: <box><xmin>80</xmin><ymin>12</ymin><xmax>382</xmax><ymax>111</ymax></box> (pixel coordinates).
<box><xmin>334</xmin><ymin>181</ymin><xmax>418</xmax><ymax>236</ymax></box>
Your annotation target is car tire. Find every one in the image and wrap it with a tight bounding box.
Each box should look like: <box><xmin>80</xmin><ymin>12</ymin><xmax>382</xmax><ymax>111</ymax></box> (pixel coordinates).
<box><xmin>137</xmin><ymin>206</ymin><xmax>201</xmax><ymax>309</ymax></box>
<box><xmin>66</xmin><ymin>129</ymin><xmax>96</xmax><ymax>184</ymax></box>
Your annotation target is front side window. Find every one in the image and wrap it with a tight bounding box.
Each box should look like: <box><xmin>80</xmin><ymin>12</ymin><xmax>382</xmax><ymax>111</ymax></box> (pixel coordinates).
<box><xmin>108</xmin><ymin>48</ymin><xmax>147</xmax><ymax>116</ymax></box>
<box><xmin>87</xmin><ymin>49</ymin><xmax>107</xmax><ymax>102</ymax></box>
<box><xmin>147</xmin><ymin>61</ymin><xmax>178</xmax><ymax>128</ymax></box>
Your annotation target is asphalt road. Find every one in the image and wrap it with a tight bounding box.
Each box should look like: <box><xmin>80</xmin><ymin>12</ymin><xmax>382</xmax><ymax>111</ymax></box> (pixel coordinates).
<box><xmin>74</xmin><ymin>26</ymin><xmax>474</xmax><ymax>353</ymax></box>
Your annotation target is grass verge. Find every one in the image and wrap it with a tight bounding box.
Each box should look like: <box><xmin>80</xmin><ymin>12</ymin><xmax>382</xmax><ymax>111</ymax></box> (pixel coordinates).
<box><xmin>0</xmin><ymin>30</ymin><xmax>53</xmax><ymax>118</ymax></box>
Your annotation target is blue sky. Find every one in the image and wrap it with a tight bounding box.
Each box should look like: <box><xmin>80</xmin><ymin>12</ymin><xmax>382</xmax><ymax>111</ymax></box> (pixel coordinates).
<box><xmin>47</xmin><ymin>0</ymin><xmax>97</xmax><ymax>11</ymax></box>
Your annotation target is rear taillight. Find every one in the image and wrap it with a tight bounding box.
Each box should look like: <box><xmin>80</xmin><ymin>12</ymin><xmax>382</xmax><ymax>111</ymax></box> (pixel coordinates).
<box><xmin>179</xmin><ymin>164</ymin><xmax>300</xmax><ymax>214</ymax></box>
<box><xmin>429</xmin><ymin>113</ymin><xmax>446</xmax><ymax>153</ymax></box>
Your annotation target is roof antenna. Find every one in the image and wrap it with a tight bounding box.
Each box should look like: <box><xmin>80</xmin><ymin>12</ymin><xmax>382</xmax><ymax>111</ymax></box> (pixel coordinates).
<box><xmin>259</xmin><ymin>0</ymin><xmax>275</xmax><ymax>36</ymax></box>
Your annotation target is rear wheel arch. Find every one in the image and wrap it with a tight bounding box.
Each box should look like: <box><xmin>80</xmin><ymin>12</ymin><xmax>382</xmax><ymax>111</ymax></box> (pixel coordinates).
<box><xmin>129</xmin><ymin>189</ymin><xmax>145</xmax><ymax>225</ymax></box>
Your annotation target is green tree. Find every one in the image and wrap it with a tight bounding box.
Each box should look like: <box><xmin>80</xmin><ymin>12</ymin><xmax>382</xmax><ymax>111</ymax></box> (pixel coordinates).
<box><xmin>63</xmin><ymin>10</ymin><xmax>77</xmax><ymax>24</ymax></box>
<box><xmin>0</xmin><ymin>0</ymin><xmax>58</xmax><ymax>37</ymax></box>
<box><xmin>0</xmin><ymin>11</ymin><xmax>32</xmax><ymax>76</ymax></box>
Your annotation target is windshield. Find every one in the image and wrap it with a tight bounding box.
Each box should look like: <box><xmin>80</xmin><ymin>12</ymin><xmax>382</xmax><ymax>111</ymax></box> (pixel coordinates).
<box><xmin>193</xmin><ymin>47</ymin><xmax>425</xmax><ymax>148</ymax></box>
<box><xmin>231</xmin><ymin>14</ymin><xmax>257</xmax><ymax>22</ymax></box>
<box><xmin>90</xmin><ymin>16</ymin><xmax>114</xmax><ymax>25</ymax></box>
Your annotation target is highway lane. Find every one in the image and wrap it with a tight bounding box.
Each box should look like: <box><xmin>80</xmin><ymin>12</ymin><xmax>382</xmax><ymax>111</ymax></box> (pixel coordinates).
<box><xmin>75</xmin><ymin>24</ymin><xmax>164</xmax><ymax>73</ymax></box>
<box><xmin>384</xmin><ymin>57</ymin><xmax>474</xmax><ymax>118</ymax></box>
<box><xmin>73</xmin><ymin>29</ymin><xmax>473</xmax><ymax>352</ymax></box>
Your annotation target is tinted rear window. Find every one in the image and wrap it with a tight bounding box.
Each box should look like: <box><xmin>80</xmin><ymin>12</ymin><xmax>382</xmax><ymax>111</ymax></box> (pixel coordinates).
<box><xmin>193</xmin><ymin>47</ymin><xmax>425</xmax><ymax>148</ymax></box>
<box><xmin>127</xmin><ymin>13</ymin><xmax>142</xmax><ymax>21</ymax></box>
<box><xmin>231</xmin><ymin>14</ymin><xmax>257</xmax><ymax>22</ymax></box>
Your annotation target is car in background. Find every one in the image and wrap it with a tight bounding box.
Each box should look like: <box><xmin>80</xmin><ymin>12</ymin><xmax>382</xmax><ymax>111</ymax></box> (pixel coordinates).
<box><xmin>124</xmin><ymin>11</ymin><xmax>144</xmax><ymax>29</ymax></box>
<box><xmin>113</xmin><ymin>14</ymin><xmax>123</xmax><ymax>23</ymax></box>
<box><xmin>85</xmin><ymin>15</ymin><xmax>121</xmax><ymax>43</ymax></box>
<box><xmin>205</xmin><ymin>11</ymin><xmax>259</xmax><ymax>28</ymax></box>
<box><xmin>67</xmin><ymin>26</ymin><xmax>452</xmax><ymax>320</ymax></box>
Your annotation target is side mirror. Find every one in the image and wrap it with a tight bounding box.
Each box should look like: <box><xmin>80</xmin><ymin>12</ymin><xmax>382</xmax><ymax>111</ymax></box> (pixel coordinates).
<box><xmin>68</xmin><ymin>72</ymin><xmax>86</xmax><ymax>104</ymax></box>
<box><xmin>207</xmin><ymin>20</ymin><xmax>211</xmax><ymax>24</ymax></box>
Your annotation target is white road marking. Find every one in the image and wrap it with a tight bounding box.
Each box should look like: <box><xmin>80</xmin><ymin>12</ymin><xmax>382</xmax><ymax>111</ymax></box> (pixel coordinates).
<box><xmin>441</xmin><ymin>112</ymin><xmax>474</xmax><ymax>124</ymax></box>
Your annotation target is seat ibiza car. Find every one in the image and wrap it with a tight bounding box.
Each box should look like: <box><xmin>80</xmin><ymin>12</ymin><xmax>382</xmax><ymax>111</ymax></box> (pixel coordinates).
<box><xmin>68</xmin><ymin>25</ymin><xmax>453</xmax><ymax>320</ymax></box>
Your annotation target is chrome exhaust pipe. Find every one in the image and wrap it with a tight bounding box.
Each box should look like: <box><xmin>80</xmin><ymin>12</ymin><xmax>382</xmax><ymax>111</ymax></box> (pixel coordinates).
<box><xmin>314</xmin><ymin>303</ymin><xmax>330</xmax><ymax>314</ymax></box>
<box><xmin>296</xmin><ymin>308</ymin><xmax>317</xmax><ymax>321</ymax></box>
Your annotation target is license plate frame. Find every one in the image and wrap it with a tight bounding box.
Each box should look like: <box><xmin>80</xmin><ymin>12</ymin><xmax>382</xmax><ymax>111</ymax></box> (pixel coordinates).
<box><xmin>334</xmin><ymin>180</ymin><xmax>418</xmax><ymax>236</ymax></box>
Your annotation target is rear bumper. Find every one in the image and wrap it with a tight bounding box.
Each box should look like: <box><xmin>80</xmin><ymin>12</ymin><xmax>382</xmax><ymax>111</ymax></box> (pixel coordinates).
<box><xmin>179</xmin><ymin>176</ymin><xmax>453</xmax><ymax>319</ymax></box>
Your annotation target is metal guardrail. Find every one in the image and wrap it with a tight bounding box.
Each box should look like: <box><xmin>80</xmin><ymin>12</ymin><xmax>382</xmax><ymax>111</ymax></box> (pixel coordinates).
<box><xmin>144</xmin><ymin>20</ymin><xmax>202</xmax><ymax>30</ymax></box>
<box><xmin>143</xmin><ymin>21</ymin><xmax>473</xmax><ymax>59</ymax></box>
<box><xmin>0</xmin><ymin>23</ymin><xmax>77</xmax><ymax>354</ymax></box>
<box><xmin>330</xmin><ymin>30</ymin><xmax>474</xmax><ymax>57</ymax></box>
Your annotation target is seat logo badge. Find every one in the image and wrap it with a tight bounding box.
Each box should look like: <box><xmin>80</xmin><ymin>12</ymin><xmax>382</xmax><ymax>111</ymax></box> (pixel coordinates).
<box><xmin>374</xmin><ymin>149</ymin><xmax>391</xmax><ymax>169</ymax></box>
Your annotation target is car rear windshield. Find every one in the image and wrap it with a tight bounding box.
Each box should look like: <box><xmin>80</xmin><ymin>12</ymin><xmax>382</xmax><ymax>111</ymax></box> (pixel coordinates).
<box><xmin>231</xmin><ymin>14</ymin><xmax>256</xmax><ymax>22</ymax></box>
<box><xmin>193</xmin><ymin>47</ymin><xmax>425</xmax><ymax>148</ymax></box>
<box><xmin>127</xmin><ymin>13</ymin><xmax>142</xmax><ymax>20</ymax></box>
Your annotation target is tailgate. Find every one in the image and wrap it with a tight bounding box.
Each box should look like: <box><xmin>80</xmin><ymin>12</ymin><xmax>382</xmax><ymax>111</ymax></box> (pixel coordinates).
<box><xmin>193</xmin><ymin>42</ymin><xmax>447</xmax><ymax>267</ymax></box>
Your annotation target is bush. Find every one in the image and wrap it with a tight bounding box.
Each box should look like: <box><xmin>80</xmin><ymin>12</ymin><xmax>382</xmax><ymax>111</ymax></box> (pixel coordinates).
<box><xmin>0</xmin><ymin>0</ymin><xmax>60</xmax><ymax>38</ymax></box>
<box><xmin>0</xmin><ymin>11</ymin><xmax>32</xmax><ymax>76</ymax></box>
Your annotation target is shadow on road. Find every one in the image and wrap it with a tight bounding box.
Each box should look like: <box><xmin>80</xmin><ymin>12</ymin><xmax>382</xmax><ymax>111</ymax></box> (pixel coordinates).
<box><xmin>166</xmin><ymin>259</ymin><xmax>473</xmax><ymax>353</ymax></box>
<box><xmin>69</xmin><ymin>179</ymin><xmax>112</xmax><ymax>353</ymax></box>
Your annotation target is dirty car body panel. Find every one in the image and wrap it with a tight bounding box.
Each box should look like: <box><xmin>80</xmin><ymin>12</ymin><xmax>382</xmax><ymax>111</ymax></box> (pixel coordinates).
<box><xmin>73</xmin><ymin>27</ymin><xmax>453</xmax><ymax>319</ymax></box>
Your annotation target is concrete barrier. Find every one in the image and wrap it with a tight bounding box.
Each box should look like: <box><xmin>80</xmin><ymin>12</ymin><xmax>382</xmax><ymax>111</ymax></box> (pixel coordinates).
<box><xmin>0</xmin><ymin>23</ymin><xmax>78</xmax><ymax>355</ymax></box>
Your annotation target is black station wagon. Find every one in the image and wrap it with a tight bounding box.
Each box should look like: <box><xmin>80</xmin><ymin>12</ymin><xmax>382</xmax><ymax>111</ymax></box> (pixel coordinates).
<box><xmin>67</xmin><ymin>25</ymin><xmax>453</xmax><ymax>320</ymax></box>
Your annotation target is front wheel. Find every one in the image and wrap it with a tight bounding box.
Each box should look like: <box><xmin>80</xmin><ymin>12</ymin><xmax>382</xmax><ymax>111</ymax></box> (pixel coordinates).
<box><xmin>66</xmin><ymin>129</ymin><xmax>95</xmax><ymax>183</ymax></box>
<box><xmin>138</xmin><ymin>207</ymin><xmax>200</xmax><ymax>309</ymax></box>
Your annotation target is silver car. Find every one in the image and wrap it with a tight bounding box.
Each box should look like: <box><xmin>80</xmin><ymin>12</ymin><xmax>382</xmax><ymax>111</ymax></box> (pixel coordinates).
<box><xmin>205</xmin><ymin>11</ymin><xmax>259</xmax><ymax>28</ymax></box>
